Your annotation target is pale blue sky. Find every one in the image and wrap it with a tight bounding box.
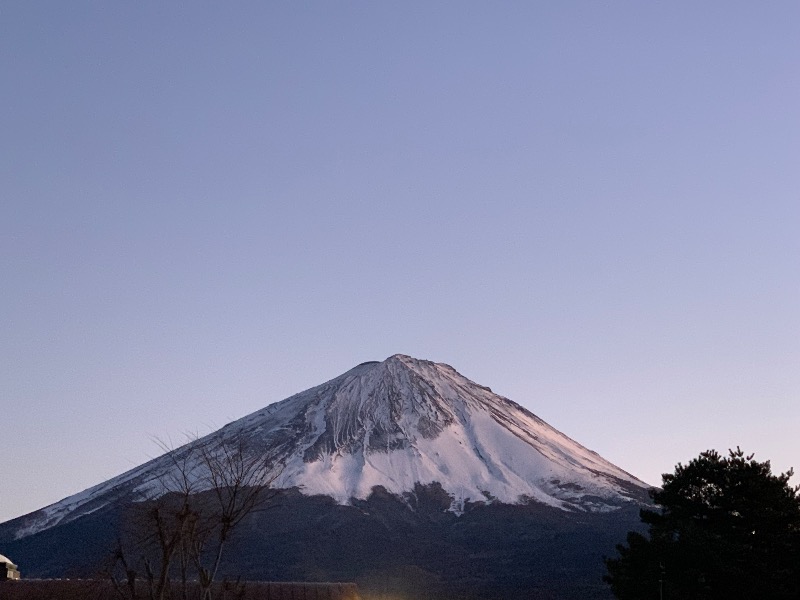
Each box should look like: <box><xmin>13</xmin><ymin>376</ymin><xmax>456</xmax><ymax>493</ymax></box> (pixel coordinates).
<box><xmin>2</xmin><ymin>2</ymin><xmax>799</xmax><ymax>523</ymax></box>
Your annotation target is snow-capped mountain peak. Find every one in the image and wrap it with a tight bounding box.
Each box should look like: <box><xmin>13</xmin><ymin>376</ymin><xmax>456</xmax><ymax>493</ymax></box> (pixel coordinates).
<box><xmin>2</xmin><ymin>355</ymin><xmax>650</xmax><ymax>541</ymax></box>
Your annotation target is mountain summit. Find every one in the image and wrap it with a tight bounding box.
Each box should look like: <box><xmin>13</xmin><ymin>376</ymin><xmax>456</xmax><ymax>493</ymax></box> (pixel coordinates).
<box><xmin>3</xmin><ymin>354</ymin><xmax>648</xmax><ymax>543</ymax></box>
<box><xmin>248</xmin><ymin>354</ymin><xmax>647</xmax><ymax>511</ymax></box>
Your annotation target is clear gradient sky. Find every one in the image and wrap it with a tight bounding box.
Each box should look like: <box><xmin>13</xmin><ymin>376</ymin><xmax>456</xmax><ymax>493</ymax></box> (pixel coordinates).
<box><xmin>2</xmin><ymin>2</ymin><xmax>799</xmax><ymax>524</ymax></box>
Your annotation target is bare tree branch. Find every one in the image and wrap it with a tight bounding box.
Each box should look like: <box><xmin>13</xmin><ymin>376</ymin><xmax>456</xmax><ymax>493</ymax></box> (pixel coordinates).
<box><xmin>108</xmin><ymin>432</ymin><xmax>281</xmax><ymax>600</ymax></box>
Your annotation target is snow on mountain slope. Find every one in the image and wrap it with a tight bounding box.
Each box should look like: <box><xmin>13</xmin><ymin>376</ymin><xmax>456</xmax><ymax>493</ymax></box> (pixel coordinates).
<box><xmin>2</xmin><ymin>355</ymin><xmax>650</xmax><ymax>541</ymax></box>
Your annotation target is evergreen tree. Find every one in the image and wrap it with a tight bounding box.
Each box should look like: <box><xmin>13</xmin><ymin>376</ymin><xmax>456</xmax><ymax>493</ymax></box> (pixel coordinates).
<box><xmin>604</xmin><ymin>448</ymin><xmax>800</xmax><ymax>599</ymax></box>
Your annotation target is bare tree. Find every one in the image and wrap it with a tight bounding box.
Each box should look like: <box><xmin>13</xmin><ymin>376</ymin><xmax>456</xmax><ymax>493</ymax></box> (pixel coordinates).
<box><xmin>109</xmin><ymin>433</ymin><xmax>279</xmax><ymax>600</ymax></box>
<box><xmin>191</xmin><ymin>436</ymin><xmax>278</xmax><ymax>600</ymax></box>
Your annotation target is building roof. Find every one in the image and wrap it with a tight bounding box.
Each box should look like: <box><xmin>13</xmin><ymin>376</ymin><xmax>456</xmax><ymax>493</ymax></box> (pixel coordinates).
<box><xmin>0</xmin><ymin>554</ymin><xmax>15</xmax><ymax>565</ymax></box>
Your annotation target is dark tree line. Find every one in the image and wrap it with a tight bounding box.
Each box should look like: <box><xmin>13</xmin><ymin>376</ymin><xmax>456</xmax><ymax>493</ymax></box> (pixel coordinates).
<box><xmin>605</xmin><ymin>447</ymin><xmax>800</xmax><ymax>599</ymax></box>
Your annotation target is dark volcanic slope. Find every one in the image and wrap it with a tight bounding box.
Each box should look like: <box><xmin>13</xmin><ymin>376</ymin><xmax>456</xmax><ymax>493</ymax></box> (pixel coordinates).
<box><xmin>2</xmin><ymin>485</ymin><xmax>646</xmax><ymax>600</ymax></box>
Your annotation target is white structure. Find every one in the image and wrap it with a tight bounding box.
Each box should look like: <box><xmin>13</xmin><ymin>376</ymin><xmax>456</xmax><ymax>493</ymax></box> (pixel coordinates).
<box><xmin>0</xmin><ymin>554</ymin><xmax>20</xmax><ymax>581</ymax></box>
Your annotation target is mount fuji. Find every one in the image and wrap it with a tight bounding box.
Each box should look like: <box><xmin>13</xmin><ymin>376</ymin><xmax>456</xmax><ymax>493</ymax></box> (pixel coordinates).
<box><xmin>0</xmin><ymin>354</ymin><xmax>652</xmax><ymax>599</ymax></box>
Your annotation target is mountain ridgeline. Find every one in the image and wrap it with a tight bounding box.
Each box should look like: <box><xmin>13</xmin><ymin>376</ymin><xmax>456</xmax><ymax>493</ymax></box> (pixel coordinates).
<box><xmin>0</xmin><ymin>354</ymin><xmax>651</xmax><ymax>599</ymax></box>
